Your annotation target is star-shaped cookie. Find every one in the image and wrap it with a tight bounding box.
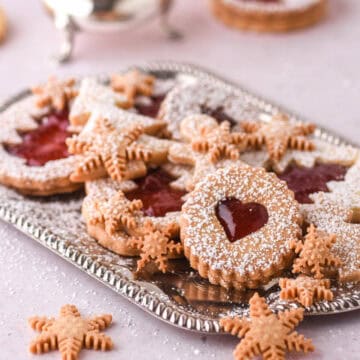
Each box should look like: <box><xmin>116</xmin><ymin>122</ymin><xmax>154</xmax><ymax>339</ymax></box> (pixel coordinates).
<box><xmin>111</xmin><ymin>70</ymin><xmax>155</xmax><ymax>107</ymax></box>
<box><xmin>302</xmin><ymin>191</ymin><xmax>360</xmax><ymax>283</ymax></box>
<box><xmin>29</xmin><ymin>304</ymin><xmax>113</xmax><ymax>360</ymax></box>
<box><xmin>67</xmin><ymin>117</ymin><xmax>173</xmax><ymax>182</ymax></box>
<box><xmin>241</xmin><ymin>113</ymin><xmax>315</xmax><ymax>162</ymax></box>
<box><xmin>220</xmin><ymin>293</ymin><xmax>314</xmax><ymax>360</ymax></box>
<box><xmin>291</xmin><ymin>224</ymin><xmax>341</xmax><ymax>279</ymax></box>
<box><xmin>32</xmin><ymin>76</ymin><xmax>78</xmax><ymax>112</ymax></box>
<box><xmin>129</xmin><ymin>220</ymin><xmax>183</xmax><ymax>273</ymax></box>
<box><xmin>280</xmin><ymin>275</ymin><xmax>333</xmax><ymax>307</ymax></box>
<box><xmin>169</xmin><ymin>115</ymin><xmax>248</xmax><ymax>190</ymax></box>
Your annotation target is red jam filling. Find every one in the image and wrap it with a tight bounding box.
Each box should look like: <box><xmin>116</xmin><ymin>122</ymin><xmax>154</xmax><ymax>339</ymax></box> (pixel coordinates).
<box><xmin>6</xmin><ymin>110</ymin><xmax>71</xmax><ymax>166</ymax></box>
<box><xmin>135</xmin><ymin>94</ymin><xmax>166</xmax><ymax>118</ymax></box>
<box><xmin>278</xmin><ymin>163</ymin><xmax>348</xmax><ymax>204</ymax></box>
<box><xmin>215</xmin><ymin>197</ymin><xmax>269</xmax><ymax>242</ymax></box>
<box><xmin>125</xmin><ymin>169</ymin><xmax>187</xmax><ymax>217</ymax></box>
<box><xmin>200</xmin><ymin>105</ymin><xmax>237</xmax><ymax>128</ymax></box>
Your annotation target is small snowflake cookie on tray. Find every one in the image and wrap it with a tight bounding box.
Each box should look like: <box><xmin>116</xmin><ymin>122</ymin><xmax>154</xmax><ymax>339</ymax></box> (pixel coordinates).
<box><xmin>209</xmin><ymin>0</ymin><xmax>327</xmax><ymax>32</ymax></box>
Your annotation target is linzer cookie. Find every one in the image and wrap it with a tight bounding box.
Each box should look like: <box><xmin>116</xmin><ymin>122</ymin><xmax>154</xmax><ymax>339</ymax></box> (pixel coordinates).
<box><xmin>83</xmin><ymin>167</ymin><xmax>186</xmax><ymax>257</ymax></box>
<box><xmin>69</xmin><ymin>77</ymin><xmax>129</xmax><ymax>129</ymax></box>
<box><xmin>180</xmin><ymin>165</ymin><xmax>302</xmax><ymax>289</ymax></box>
<box><xmin>169</xmin><ymin>115</ymin><xmax>248</xmax><ymax>190</ymax></box>
<box><xmin>67</xmin><ymin>116</ymin><xmax>173</xmax><ymax>182</ymax></box>
<box><xmin>29</xmin><ymin>305</ymin><xmax>113</xmax><ymax>360</ymax></box>
<box><xmin>302</xmin><ymin>160</ymin><xmax>360</xmax><ymax>282</ymax></box>
<box><xmin>210</xmin><ymin>0</ymin><xmax>327</xmax><ymax>33</ymax></box>
<box><xmin>158</xmin><ymin>80</ymin><xmax>259</xmax><ymax>139</ymax></box>
<box><xmin>220</xmin><ymin>293</ymin><xmax>314</xmax><ymax>360</ymax></box>
<box><xmin>0</xmin><ymin>89</ymin><xmax>81</xmax><ymax>196</ymax></box>
<box><xmin>69</xmin><ymin>70</ymin><xmax>174</xmax><ymax>131</ymax></box>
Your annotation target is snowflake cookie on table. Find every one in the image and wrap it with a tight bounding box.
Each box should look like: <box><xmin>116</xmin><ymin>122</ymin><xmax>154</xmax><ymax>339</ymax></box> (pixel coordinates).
<box><xmin>29</xmin><ymin>304</ymin><xmax>113</xmax><ymax>360</ymax></box>
<box><xmin>220</xmin><ymin>293</ymin><xmax>314</xmax><ymax>360</ymax></box>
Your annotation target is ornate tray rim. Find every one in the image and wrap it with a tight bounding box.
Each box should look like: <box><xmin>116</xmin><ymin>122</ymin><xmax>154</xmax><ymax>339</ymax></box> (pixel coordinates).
<box><xmin>0</xmin><ymin>61</ymin><xmax>359</xmax><ymax>335</ymax></box>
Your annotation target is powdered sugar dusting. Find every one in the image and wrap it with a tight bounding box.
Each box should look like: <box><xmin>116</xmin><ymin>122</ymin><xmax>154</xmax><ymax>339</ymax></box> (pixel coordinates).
<box><xmin>181</xmin><ymin>165</ymin><xmax>301</xmax><ymax>277</ymax></box>
<box><xmin>159</xmin><ymin>80</ymin><xmax>259</xmax><ymax>139</ymax></box>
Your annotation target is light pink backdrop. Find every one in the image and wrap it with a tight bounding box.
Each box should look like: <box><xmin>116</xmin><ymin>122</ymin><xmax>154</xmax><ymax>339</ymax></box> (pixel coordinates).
<box><xmin>0</xmin><ymin>1</ymin><xmax>359</xmax><ymax>359</ymax></box>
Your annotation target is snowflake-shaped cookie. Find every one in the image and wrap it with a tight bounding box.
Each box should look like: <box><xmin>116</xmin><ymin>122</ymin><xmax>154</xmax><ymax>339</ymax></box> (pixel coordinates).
<box><xmin>291</xmin><ymin>224</ymin><xmax>341</xmax><ymax>279</ymax></box>
<box><xmin>111</xmin><ymin>70</ymin><xmax>155</xmax><ymax>107</ymax></box>
<box><xmin>169</xmin><ymin>115</ymin><xmax>248</xmax><ymax>190</ymax></box>
<box><xmin>67</xmin><ymin>118</ymin><xmax>150</xmax><ymax>182</ymax></box>
<box><xmin>129</xmin><ymin>220</ymin><xmax>183</xmax><ymax>273</ymax></box>
<box><xmin>220</xmin><ymin>293</ymin><xmax>314</xmax><ymax>360</ymax></box>
<box><xmin>32</xmin><ymin>76</ymin><xmax>78</xmax><ymax>112</ymax></box>
<box><xmin>89</xmin><ymin>190</ymin><xmax>143</xmax><ymax>235</ymax></box>
<box><xmin>302</xmin><ymin>193</ymin><xmax>360</xmax><ymax>283</ymax></box>
<box><xmin>241</xmin><ymin>113</ymin><xmax>315</xmax><ymax>162</ymax></box>
<box><xmin>29</xmin><ymin>304</ymin><xmax>113</xmax><ymax>360</ymax></box>
<box><xmin>190</xmin><ymin>116</ymin><xmax>246</xmax><ymax>163</ymax></box>
<box><xmin>280</xmin><ymin>275</ymin><xmax>333</xmax><ymax>307</ymax></box>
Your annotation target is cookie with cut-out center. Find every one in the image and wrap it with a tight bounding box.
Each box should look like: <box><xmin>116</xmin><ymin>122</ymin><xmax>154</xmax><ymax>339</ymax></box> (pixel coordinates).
<box><xmin>83</xmin><ymin>166</ymin><xmax>187</xmax><ymax>257</ymax></box>
<box><xmin>181</xmin><ymin>165</ymin><xmax>302</xmax><ymax>289</ymax></box>
<box><xmin>0</xmin><ymin>89</ymin><xmax>81</xmax><ymax>196</ymax></box>
<box><xmin>301</xmin><ymin>161</ymin><xmax>360</xmax><ymax>282</ymax></box>
<box><xmin>159</xmin><ymin>80</ymin><xmax>260</xmax><ymax>140</ymax></box>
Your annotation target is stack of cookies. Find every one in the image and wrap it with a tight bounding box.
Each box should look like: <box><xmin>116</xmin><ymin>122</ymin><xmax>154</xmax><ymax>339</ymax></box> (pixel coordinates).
<box><xmin>0</xmin><ymin>69</ymin><xmax>359</xmax><ymax>309</ymax></box>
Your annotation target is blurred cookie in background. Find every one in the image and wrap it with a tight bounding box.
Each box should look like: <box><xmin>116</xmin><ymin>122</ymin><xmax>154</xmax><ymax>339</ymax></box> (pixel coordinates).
<box><xmin>0</xmin><ymin>6</ymin><xmax>7</xmax><ymax>43</ymax></box>
<box><xmin>209</xmin><ymin>0</ymin><xmax>327</xmax><ymax>32</ymax></box>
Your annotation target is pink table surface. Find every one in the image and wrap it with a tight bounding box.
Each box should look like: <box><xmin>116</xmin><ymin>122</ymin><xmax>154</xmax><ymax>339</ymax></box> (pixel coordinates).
<box><xmin>0</xmin><ymin>1</ymin><xmax>359</xmax><ymax>359</ymax></box>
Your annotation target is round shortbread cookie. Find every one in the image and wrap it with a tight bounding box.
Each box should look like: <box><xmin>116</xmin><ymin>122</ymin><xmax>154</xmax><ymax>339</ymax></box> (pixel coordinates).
<box><xmin>181</xmin><ymin>165</ymin><xmax>302</xmax><ymax>289</ymax></box>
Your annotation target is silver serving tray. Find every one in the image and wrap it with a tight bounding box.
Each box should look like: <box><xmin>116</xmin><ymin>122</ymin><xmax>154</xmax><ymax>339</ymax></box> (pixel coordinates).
<box><xmin>0</xmin><ymin>62</ymin><xmax>359</xmax><ymax>334</ymax></box>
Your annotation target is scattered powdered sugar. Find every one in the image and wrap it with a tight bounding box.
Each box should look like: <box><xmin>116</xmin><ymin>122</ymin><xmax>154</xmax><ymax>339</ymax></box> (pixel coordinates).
<box><xmin>181</xmin><ymin>166</ymin><xmax>301</xmax><ymax>276</ymax></box>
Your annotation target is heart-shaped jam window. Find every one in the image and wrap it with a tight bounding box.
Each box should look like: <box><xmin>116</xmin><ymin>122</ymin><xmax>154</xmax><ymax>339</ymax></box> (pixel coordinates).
<box><xmin>215</xmin><ymin>198</ymin><xmax>269</xmax><ymax>242</ymax></box>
